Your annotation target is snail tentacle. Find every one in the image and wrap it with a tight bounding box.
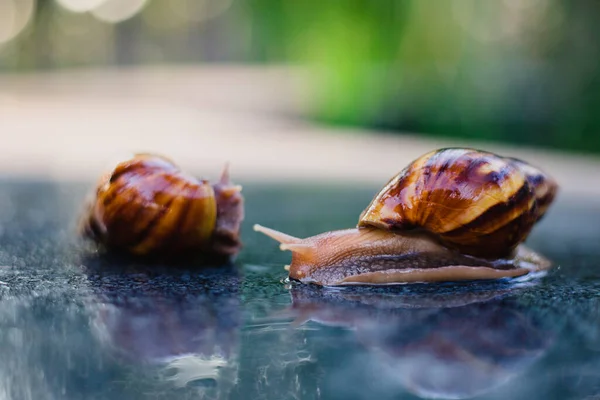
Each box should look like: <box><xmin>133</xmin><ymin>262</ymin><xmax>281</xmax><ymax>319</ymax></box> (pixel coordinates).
<box><xmin>253</xmin><ymin>224</ymin><xmax>302</xmax><ymax>245</ymax></box>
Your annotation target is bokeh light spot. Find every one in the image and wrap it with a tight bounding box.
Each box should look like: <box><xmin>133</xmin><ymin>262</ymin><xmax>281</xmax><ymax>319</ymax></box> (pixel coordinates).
<box><xmin>91</xmin><ymin>0</ymin><xmax>148</xmax><ymax>23</ymax></box>
<box><xmin>0</xmin><ymin>0</ymin><xmax>35</xmax><ymax>45</ymax></box>
<box><xmin>55</xmin><ymin>0</ymin><xmax>106</xmax><ymax>13</ymax></box>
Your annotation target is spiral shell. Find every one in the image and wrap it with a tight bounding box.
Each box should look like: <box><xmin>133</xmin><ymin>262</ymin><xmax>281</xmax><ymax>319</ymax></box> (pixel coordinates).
<box><xmin>81</xmin><ymin>154</ymin><xmax>242</xmax><ymax>259</ymax></box>
<box><xmin>358</xmin><ymin>148</ymin><xmax>558</xmax><ymax>258</ymax></box>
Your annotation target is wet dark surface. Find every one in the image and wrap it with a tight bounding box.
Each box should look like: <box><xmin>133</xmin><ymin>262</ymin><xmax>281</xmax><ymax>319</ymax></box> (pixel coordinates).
<box><xmin>0</xmin><ymin>180</ymin><xmax>599</xmax><ymax>400</ymax></box>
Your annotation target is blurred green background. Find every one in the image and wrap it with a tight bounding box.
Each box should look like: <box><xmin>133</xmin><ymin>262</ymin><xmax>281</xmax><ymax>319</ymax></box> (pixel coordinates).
<box><xmin>1</xmin><ymin>0</ymin><xmax>598</xmax><ymax>153</ymax></box>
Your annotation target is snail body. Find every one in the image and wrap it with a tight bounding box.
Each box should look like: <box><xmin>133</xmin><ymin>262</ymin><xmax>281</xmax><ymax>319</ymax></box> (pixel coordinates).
<box><xmin>255</xmin><ymin>148</ymin><xmax>557</xmax><ymax>286</ymax></box>
<box><xmin>81</xmin><ymin>154</ymin><xmax>244</xmax><ymax>261</ymax></box>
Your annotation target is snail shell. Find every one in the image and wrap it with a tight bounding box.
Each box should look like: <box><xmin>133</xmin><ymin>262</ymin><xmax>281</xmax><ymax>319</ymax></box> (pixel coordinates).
<box><xmin>359</xmin><ymin>148</ymin><xmax>557</xmax><ymax>258</ymax></box>
<box><xmin>254</xmin><ymin>148</ymin><xmax>557</xmax><ymax>286</ymax></box>
<box><xmin>80</xmin><ymin>154</ymin><xmax>244</xmax><ymax>260</ymax></box>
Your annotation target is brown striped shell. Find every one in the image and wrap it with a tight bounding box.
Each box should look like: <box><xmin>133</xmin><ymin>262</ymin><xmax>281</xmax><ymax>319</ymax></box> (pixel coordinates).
<box><xmin>358</xmin><ymin>148</ymin><xmax>558</xmax><ymax>258</ymax></box>
<box><xmin>80</xmin><ymin>154</ymin><xmax>244</xmax><ymax>260</ymax></box>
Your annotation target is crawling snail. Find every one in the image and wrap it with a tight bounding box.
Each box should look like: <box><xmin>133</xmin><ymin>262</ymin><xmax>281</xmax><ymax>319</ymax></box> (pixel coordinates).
<box><xmin>80</xmin><ymin>153</ymin><xmax>244</xmax><ymax>261</ymax></box>
<box><xmin>254</xmin><ymin>148</ymin><xmax>558</xmax><ymax>286</ymax></box>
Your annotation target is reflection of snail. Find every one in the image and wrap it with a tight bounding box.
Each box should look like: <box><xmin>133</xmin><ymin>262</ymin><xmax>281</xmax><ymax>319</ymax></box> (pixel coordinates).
<box><xmin>86</xmin><ymin>265</ymin><xmax>241</xmax><ymax>393</ymax></box>
<box><xmin>80</xmin><ymin>154</ymin><xmax>244</xmax><ymax>261</ymax></box>
<box><xmin>288</xmin><ymin>285</ymin><xmax>555</xmax><ymax>400</ymax></box>
<box><xmin>255</xmin><ymin>148</ymin><xmax>558</xmax><ymax>285</ymax></box>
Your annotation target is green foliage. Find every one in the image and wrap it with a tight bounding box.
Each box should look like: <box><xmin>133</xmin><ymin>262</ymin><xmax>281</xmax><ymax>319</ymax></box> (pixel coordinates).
<box><xmin>245</xmin><ymin>0</ymin><xmax>600</xmax><ymax>154</ymax></box>
<box><xmin>1</xmin><ymin>0</ymin><xmax>599</xmax><ymax>153</ymax></box>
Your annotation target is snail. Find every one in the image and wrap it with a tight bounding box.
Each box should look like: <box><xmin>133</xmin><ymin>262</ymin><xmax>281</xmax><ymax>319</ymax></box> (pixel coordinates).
<box><xmin>254</xmin><ymin>148</ymin><xmax>558</xmax><ymax>286</ymax></box>
<box><xmin>80</xmin><ymin>153</ymin><xmax>244</xmax><ymax>261</ymax></box>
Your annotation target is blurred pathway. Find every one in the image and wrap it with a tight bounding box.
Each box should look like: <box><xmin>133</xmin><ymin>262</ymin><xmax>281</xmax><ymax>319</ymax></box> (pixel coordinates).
<box><xmin>0</xmin><ymin>66</ymin><xmax>599</xmax><ymax>198</ymax></box>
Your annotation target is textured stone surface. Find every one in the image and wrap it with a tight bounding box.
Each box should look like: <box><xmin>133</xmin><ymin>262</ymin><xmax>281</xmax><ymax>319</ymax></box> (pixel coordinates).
<box><xmin>0</xmin><ymin>180</ymin><xmax>598</xmax><ymax>400</ymax></box>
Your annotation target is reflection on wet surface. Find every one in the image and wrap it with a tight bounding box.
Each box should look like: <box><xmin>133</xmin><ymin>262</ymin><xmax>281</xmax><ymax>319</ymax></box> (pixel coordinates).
<box><xmin>0</xmin><ymin>264</ymin><xmax>242</xmax><ymax>400</ymax></box>
<box><xmin>286</xmin><ymin>284</ymin><xmax>555</xmax><ymax>399</ymax></box>
<box><xmin>0</xmin><ymin>181</ymin><xmax>599</xmax><ymax>399</ymax></box>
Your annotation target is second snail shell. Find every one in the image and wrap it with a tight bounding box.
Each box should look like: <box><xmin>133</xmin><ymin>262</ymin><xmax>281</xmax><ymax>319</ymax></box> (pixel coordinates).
<box><xmin>80</xmin><ymin>153</ymin><xmax>244</xmax><ymax>261</ymax></box>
